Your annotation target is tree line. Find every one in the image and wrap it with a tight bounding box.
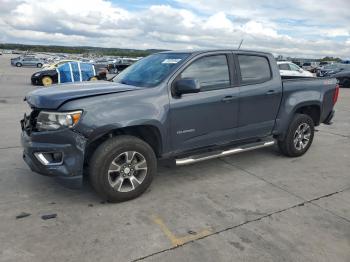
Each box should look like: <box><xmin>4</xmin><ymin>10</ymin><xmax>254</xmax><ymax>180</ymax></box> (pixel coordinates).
<box><xmin>0</xmin><ymin>43</ymin><xmax>161</xmax><ymax>57</ymax></box>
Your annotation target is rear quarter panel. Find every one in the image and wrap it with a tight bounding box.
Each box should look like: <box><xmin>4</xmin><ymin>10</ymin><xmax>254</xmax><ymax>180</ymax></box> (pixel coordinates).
<box><xmin>274</xmin><ymin>77</ymin><xmax>337</xmax><ymax>138</ymax></box>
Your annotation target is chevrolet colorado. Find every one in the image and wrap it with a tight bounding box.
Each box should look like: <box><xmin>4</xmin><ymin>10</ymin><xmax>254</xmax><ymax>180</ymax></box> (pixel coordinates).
<box><xmin>21</xmin><ymin>50</ymin><xmax>339</xmax><ymax>202</ymax></box>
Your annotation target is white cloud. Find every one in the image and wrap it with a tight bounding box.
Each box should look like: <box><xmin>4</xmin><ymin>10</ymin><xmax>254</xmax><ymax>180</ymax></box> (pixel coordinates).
<box><xmin>0</xmin><ymin>0</ymin><xmax>349</xmax><ymax>59</ymax></box>
<box><xmin>320</xmin><ymin>28</ymin><xmax>349</xmax><ymax>37</ymax></box>
<box><xmin>204</xmin><ymin>12</ymin><xmax>234</xmax><ymax>31</ymax></box>
<box><xmin>241</xmin><ymin>21</ymin><xmax>278</xmax><ymax>38</ymax></box>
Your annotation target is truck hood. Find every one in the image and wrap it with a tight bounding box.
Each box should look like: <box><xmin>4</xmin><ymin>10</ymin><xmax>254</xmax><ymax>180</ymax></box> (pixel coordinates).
<box><xmin>26</xmin><ymin>81</ymin><xmax>141</xmax><ymax>109</ymax></box>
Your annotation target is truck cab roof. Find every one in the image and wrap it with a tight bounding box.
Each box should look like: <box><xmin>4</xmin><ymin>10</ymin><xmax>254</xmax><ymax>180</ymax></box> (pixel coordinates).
<box><xmin>159</xmin><ymin>49</ymin><xmax>273</xmax><ymax>56</ymax></box>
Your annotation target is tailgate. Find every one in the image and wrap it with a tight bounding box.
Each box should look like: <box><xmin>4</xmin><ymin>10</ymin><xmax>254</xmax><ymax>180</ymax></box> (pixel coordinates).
<box><xmin>320</xmin><ymin>79</ymin><xmax>338</xmax><ymax>123</ymax></box>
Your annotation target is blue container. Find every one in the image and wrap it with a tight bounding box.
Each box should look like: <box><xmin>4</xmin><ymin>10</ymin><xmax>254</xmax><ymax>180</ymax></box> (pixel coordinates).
<box><xmin>57</xmin><ymin>62</ymin><xmax>96</xmax><ymax>84</ymax></box>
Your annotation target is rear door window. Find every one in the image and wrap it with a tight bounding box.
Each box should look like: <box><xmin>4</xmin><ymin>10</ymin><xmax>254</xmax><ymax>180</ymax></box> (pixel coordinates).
<box><xmin>238</xmin><ymin>55</ymin><xmax>271</xmax><ymax>85</ymax></box>
<box><xmin>179</xmin><ymin>55</ymin><xmax>230</xmax><ymax>92</ymax></box>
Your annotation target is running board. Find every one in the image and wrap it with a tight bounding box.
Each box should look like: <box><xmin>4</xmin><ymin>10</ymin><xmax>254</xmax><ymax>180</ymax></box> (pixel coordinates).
<box><xmin>176</xmin><ymin>140</ymin><xmax>275</xmax><ymax>166</ymax></box>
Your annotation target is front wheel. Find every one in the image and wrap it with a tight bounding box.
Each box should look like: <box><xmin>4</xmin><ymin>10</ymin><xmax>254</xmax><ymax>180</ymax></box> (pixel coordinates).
<box><xmin>278</xmin><ymin>114</ymin><xmax>314</xmax><ymax>157</ymax></box>
<box><xmin>89</xmin><ymin>136</ymin><xmax>156</xmax><ymax>202</ymax></box>
<box><xmin>41</xmin><ymin>76</ymin><xmax>53</xmax><ymax>87</ymax></box>
<box><xmin>16</xmin><ymin>62</ymin><xmax>22</xmax><ymax>67</ymax></box>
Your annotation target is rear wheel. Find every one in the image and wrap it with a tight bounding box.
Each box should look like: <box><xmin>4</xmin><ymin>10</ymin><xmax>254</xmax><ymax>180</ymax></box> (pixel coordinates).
<box><xmin>37</xmin><ymin>63</ymin><xmax>43</xmax><ymax>68</ymax></box>
<box><xmin>89</xmin><ymin>136</ymin><xmax>156</xmax><ymax>202</ymax></box>
<box><xmin>41</xmin><ymin>76</ymin><xmax>53</xmax><ymax>87</ymax></box>
<box><xmin>278</xmin><ymin>114</ymin><xmax>314</xmax><ymax>157</ymax></box>
<box><xmin>90</xmin><ymin>76</ymin><xmax>98</xmax><ymax>81</ymax></box>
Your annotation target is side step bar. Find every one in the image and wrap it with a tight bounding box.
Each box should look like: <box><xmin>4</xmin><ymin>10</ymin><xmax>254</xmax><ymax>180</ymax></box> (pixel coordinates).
<box><xmin>176</xmin><ymin>140</ymin><xmax>275</xmax><ymax>166</ymax></box>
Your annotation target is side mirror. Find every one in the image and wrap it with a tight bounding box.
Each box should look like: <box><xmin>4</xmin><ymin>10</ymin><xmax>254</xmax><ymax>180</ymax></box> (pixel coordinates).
<box><xmin>173</xmin><ymin>78</ymin><xmax>200</xmax><ymax>96</ymax></box>
<box><xmin>299</xmin><ymin>69</ymin><xmax>304</xmax><ymax>73</ymax></box>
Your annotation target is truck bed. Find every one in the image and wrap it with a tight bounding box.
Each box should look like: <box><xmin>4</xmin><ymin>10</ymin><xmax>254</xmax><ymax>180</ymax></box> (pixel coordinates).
<box><xmin>281</xmin><ymin>76</ymin><xmax>337</xmax><ymax>125</ymax></box>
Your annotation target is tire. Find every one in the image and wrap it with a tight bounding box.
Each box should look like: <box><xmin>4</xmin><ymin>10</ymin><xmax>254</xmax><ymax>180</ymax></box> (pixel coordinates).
<box><xmin>89</xmin><ymin>135</ymin><xmax>156</xmax><ymax>202</ymax></box>
<box><xmin>90</xmin><ymin>76</ymin><xmax>98</xmax><ymax>81</ymax></box>
<box><xmin>278</xmin><ymin>114</ymin><xmax>314</xmax><ymax>157</ymax></box>
<box><xmin>16</xmin><ymin>62</ymin><xmax>22</xmax><ymax>67</ymax></box>
<box><xmin>41</xmin><ymin>76</ymin><xmax>53</xmax><ymax>87</ymax></box>
<box><xmin>37</xmin><ymin>63</ymin><xmax>42</xmax><ymax>68</ymax></box>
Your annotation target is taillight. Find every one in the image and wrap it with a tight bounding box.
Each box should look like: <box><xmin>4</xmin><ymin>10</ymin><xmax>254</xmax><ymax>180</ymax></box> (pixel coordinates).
<box><xmin>333</xmin><ymin>84</ymin><xmax>339</xmax><ymax>104</ymax></box>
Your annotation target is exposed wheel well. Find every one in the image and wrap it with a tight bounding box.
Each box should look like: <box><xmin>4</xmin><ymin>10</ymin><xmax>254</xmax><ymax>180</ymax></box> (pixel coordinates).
<box><xmin>84</xmin><ymin>125</ymin><xmax>162</xmax><ymax>166</ymax></box>
<box><xmin>41</xmin><ymin>75</ymin><xmax>52</xmax><ymax>79</ymax></box>
<box><xmin>295</xmin><ymin>105</ymin><xmax>320</xmax><ymax>126</ymax></box>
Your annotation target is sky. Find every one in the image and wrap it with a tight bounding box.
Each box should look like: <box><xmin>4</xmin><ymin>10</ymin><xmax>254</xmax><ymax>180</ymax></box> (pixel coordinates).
<box><xmin>0</xmin><ymin>0</ymin><xmax>349</xmax><ymax>58</ymax></box>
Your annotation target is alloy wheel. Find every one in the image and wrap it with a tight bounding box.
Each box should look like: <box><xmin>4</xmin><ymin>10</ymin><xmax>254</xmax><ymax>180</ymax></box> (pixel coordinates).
<box><xmin>107</xmin><ymin>151</ymin><xmax>148</xmax><ymax>192</ymax></box>
<box><xmin>293</xmin><ymin>123</ymin><xmax>311</xmax><ymax>150</ymax></box>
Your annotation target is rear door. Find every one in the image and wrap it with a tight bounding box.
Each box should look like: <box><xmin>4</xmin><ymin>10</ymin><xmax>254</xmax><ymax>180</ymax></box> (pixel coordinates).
<box><xmin>169</xmin><ymin>52</ymin><xmax>239</xmax><ymax>152</ymax></box>
<box><xmin>236</xmin><ymin>54</ymin><xmax>282</xmax><ymax>139</ymax></box>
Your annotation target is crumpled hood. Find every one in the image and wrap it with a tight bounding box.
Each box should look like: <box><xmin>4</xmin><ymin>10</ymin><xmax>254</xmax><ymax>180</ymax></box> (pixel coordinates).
<box><xmin>26</xmin><ymin>81</ymin><xmax>141</xmax><ymax>109</ymax></box>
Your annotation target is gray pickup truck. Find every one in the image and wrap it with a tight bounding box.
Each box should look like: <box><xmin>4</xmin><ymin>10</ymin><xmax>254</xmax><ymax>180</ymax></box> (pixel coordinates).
<box><xmin>21</xmin><ymin>50</ymin><xmax>339</xmax><ymax>202</ymax></box>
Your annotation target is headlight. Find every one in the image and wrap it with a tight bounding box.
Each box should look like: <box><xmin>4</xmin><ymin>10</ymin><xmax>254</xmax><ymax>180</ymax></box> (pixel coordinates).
<box><xmin>36</xmin><ymin>110</ymin><xmax>82</xmax><ymax>131</ymax></box>
<box><xmin>34</xmin><ymin>72</ymin><xmax>41</xmax><ymax>77</ymax></box>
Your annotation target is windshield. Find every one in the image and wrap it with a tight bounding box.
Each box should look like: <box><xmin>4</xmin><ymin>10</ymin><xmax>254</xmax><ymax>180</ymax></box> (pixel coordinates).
<box><xmin>113</xmin><ymin>53</ymin><xmax>190</xmax><ymax>87</ymax></box>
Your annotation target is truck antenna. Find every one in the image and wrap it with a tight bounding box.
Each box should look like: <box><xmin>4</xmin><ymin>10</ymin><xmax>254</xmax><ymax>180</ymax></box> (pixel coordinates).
<box><xmin>238</xmin><ymin>39</ymin><xmax>244</xmax><ymax>49</ymax></box>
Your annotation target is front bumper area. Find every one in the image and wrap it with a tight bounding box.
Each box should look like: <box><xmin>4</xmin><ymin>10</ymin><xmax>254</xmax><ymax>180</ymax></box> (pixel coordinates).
<box><xmin>21</xmin><ymin>128</ymin><xmax>87</xmax><ymax>188</ymax></box>
<box><xmin>31</xmin><ymin>75</ymin><xmax>41</xmax><ymax>85</ymax></box>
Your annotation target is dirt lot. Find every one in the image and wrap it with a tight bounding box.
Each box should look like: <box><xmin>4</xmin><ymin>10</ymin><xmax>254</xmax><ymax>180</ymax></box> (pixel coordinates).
<box><xmin>0</xmin><ymin>54</ymin><xmax>349</xmax><ymax>262</ymax></box>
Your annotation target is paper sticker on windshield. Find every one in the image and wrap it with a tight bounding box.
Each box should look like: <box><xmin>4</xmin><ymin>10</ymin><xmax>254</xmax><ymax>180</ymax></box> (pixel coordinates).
<box><xmin>162</xmin><ymin>59</ymin><xmax>181</xmax><ymax>64</ymax></box>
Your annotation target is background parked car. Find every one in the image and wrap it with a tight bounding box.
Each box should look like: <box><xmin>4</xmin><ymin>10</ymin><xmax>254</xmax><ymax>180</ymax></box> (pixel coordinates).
<box><xmin>277</xmin><ymin>61</ymin><xmax>314</xmax><ymax>78</ymax></box>
<box><xmin>11</xmin><ymin>56</ymin><xmax>44</xmax><ymax>68</ymax></box>
<box><xmin>31</xmin><ymin>61</ymin><xmax>107</xmax><ymax>87</ymax></box>
<box><xmin>317</xmin><ymin>63</ymin><xmax>350</xmax><ymax>77</ymax></box>
<box><xmin>333</xmin><ymin>71</ymin><xmax>350</xmax><ymax>88</ymax></box>
<box><xmin>302</xmin><ymin>62</ymin><xmax>319</xmax><ymax>72</ymax></box>
<box><xmin>94</xmin><ymin>59</ymin><xmax>110</xmax><ymax>69</ymax></box>
<box><xmin>107</xmin><ymin>63</ymin><xmax>130</xmax><ymax>74</ymax></box>
<box><xmin>319</xmin><ymin>61</ymin><xmax>329</xmax><ymax>67</ymax></box>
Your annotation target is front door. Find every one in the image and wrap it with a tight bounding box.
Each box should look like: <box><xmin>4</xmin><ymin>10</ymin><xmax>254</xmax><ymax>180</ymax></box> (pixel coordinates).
<box><xmin>169</xmin><ymin>53</ymin><xmax>239</xmax><ymax>153</ymax></box>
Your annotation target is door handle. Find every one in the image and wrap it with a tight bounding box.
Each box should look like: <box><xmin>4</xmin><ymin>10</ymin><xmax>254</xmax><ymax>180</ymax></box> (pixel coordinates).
<box><xmin>221</xmin><ymin>96</ymin><xmax>235</xmax><ymax>102</ymax></box>
<box><xmin>266</xmin><ymin>90</ymin><xmax>276</xmax><ymax>95</ymax></box>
